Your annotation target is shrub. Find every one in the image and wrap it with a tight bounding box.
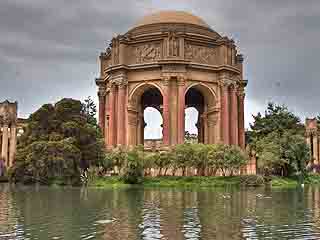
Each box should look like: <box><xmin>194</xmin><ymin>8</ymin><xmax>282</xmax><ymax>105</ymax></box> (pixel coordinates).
<box><xmin>122</xmin><ymin>147</ymin><xmax>144</xmax><ymax>184</ymax></box>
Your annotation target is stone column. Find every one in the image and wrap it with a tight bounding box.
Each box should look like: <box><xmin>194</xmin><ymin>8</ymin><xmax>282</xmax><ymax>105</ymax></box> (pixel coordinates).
<box><xmin>196</xmin><ymin>112</ymin><xmax>203</xmax><ymax>143</ymax></box>
<box><xmin>230</xmin><ymin>85</ymin><xmax>238</xmax><ymax>145</ymax></box>
<box><xmin>238</xmin><ymin>91</ymin><xmax>245</xmax><ymax>149</ymax></box>
<box><xmin>177</xmin><ymin>77</ymin><xmax>185</xmax><ymax>144</ymax></box>
<box><xmin>162</xmin><ymin>78</ymin><xmax>170</xmax><ymax>145</ymax></box>
<box><xmin>98</xmin><ymin>88</ymin><xmax>106</xmax><ymax>134</ymax></box>
<box><xmin>202</xmin><ymin>114</ymin><xmax>208</xmax><ymax>144</ymax></box>
<box><xmin>221</xmin><ymin>83</ymin><xmax>230</xmax><ymax>145</ymax></box>
<box><xmin>1</xmin><ymin>124</ymin><xmax>9</xmax><ymax>166</ymax></box>
<box><xmin>104</xmin><ymin>92</ymin><xmax>109</xmax><ymax>143</ymax></box>
<box><xmin>117</xmin><ymin>84</ymin><xmax>126</xmax><ymax>145</ymax></box>
<box><xmin>137</xmin><ymin>111</ymin><xmax>144</xmax><ymax>145</ymax></box>
<box><xmin>9</xmin><ymin>125</ymin><xmax>17</xmax><ymax>167</ymax></box>
<box><xmin>313</xmin><ymin>133</ymin><xmax>319</xmax><ymax>164</ymax></box>
<box><xmin>108</xmin><ymin>85</ymin><xmax>116</xmax><ymax>147</ymax></box>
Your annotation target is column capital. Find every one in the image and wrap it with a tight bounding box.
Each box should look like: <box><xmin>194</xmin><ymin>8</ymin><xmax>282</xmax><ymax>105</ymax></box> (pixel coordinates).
<box><xmin>161</xmin><ymin>76</ymin><xmax>170</xmax><ymax>86</ymax></box>
<box><xmin>117</xmin><ymin>83</ymin><xmax>127</xmax><ymax>89</ymax></box>
<box><xmin>177</xmin><ymin>76</ymin><xmax>186</xmax><ymax>85</ymax></box>
<box><xmin>305</xmin><ymin>130</ymin><xmax>312</xmax><ymax>137</ymax></box>
<box><xmin>110</xmin><ymin>71</ymin><xmax>127</xmax><ymax>86</ymax></box>
<box><xmin>218</xmin><ymin>79</ymin><xmax>233</xmax><ymax>89</ymax></box>
<box><xmin>237</xmin><ymin>91</ymin><xmax>246</xmax><ymax>99</ymax></box>
<box><xmin>229</xmin><ymin>83</ymin><xmax>238</xmax><ymax>92</ymax></box>
<box><xmin>98</xmin><ymin>87</ymin><xmax>106</xmax><ymax>97</ymax></box>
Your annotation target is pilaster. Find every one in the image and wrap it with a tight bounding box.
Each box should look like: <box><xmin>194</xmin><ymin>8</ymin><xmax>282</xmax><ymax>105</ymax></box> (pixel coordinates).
<box><xmin>108</xmin><ymin>85</ymin><xmax>116</xmax><ymax>147</ymax></box>
<box><xmin>98</xmin><ymin>86</ymin><xmax>106</xmax><ymax>134</ymax></box>
<box><xmin>313</xmin><ymin>132</ymin><xmax>319</xmax><ymax>164</ymax></box>
<box><xmin>117</xmin><ymin>83</ymin><xmax>127</xmax><ymax>145</ymax></box>
<box><xmin>177</xmin><ymin>76</ymin><xmax>186</xmax><ymax>144</ymax></box>
<box><xmin>162</xmin><ymin>77</ymin><xmax>170</xmax><ymax>145</ymax></box>
<box><xmin>9</xmin><ymin>124</ymin><xmax>17</xmax><ymax>167</ymax></box>
<box><xmin>1</xmin><ymin>124</ymin><xmax>9</xmax><ymax>166</ymax></box>
<box><xmin>238</xmin><ymin>89</ymin><xmax>245</xmax><ymax>149</ymax></box>
<box><xmin>219</xmin><ymin>80</ymin><xmax>230</xmax><ymax>145</ymax></box>
<box><xmin>230</xmin><ymin>84</ymin><xmax>239</xmax><ymax>145</ymax></box>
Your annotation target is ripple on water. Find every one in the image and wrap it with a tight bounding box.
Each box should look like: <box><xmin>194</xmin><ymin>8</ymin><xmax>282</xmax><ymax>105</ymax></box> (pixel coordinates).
<box><xmin>1</xmin><ymin>185</ymin><xmax>320</xmax><ymax>239</ymax></box>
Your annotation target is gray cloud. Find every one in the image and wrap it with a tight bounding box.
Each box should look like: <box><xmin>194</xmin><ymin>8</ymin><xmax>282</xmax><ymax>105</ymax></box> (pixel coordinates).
<box><xmin>0</xmin><ymin>0</ymin><xmax>319</xmax><ymax>127</ymax></box>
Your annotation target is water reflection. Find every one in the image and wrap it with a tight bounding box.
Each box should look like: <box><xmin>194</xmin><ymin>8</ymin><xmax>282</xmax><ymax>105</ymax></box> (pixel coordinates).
<box><xmin>1</xmin><ymin>184</ymin><xmax>320</xmax><ymax>239</ymax></box>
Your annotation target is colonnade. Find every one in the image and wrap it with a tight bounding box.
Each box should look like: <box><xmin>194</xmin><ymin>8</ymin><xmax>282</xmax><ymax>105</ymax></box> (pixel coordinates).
<box><xmin>305</xmin><ymin>119</ymin><xmax>319</xmax><ymax>165</ymax></box>
<box><xmin>0</xmin><ymin>123</ymin><xmax>17</xmax><ymax>168</ymax></box>
<box><xmin>98</xmin><ymin>81</ymin><xmax>129</xmax><ymax>147</ymax></box>
<box><xmin>220</xmin><ymin>82</ymin><xmax>246</xmax><ymax>148</ymax></box>
<box><xmin>98</xmin><ymin>77</ymin><xmax>246</xmax><ymax>149</ymax></box>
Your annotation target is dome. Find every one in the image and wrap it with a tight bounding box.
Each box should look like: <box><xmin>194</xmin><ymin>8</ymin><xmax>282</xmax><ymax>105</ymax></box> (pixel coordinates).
<box><xmin>133</xmin><ymin>11</ymin><xmax>211</xmax><ymax>29</ymax></box>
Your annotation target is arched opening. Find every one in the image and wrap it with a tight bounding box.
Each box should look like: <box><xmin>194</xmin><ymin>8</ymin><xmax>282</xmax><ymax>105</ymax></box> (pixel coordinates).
<box><xmin>184</xmin><ymin>84</ymin><xmax>217</xmax><ymax>144</ymax></box>
<box><xmin>144</xmin><ymin>107</ymin><xmax>163</xmax><ymax>139</ymax></box>
<box><xmin>128</xmin><ymin>84</ymin><xmax>163</xmax><ymax>147</ymax></box>
<box><xmin>185</xmin><ymin>107</ymin><xmax>199</xmax><ymax>143</ymax></box>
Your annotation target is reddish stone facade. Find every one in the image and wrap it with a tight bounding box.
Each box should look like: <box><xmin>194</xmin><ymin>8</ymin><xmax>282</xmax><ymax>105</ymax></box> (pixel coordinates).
<box><xmin>96</xmin><ymin>11</ymin><xmax>247</xmax><ymax>149</ymax></box>
<box><xmin>305</xmin><ymin>118</ymin><xmax>319</xmax><ymax>165</ymax></box>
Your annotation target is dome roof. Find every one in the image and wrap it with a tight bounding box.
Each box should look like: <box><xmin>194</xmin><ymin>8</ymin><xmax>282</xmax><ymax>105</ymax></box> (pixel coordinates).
<box><xmin>133</xmin><ymin>11</ymin><xmax>211</xmax><ymax>29</ymax></box>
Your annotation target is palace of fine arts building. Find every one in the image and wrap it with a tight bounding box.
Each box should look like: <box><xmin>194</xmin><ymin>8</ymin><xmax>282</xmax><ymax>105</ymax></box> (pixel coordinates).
<box><xmin>2</xmin><ymin>3</ymin><xmax>320</xmax><ymax>239</ymax></box>
<box><xmin>96</xmin><ymin>11</ymin><xmax>247</xmax><ymax>149</ymax></box>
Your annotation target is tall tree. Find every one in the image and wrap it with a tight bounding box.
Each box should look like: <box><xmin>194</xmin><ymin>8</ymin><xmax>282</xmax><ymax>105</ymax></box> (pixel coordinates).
<box><xmin>248</xmin><ymin>102</ymin><xmax>309</xmax><ymax>177</ymax></box>
<box><xmin>248</xmin><ymin>102</ymin><xmax>304</xmax><ymax>147</ymax></box>
<box><xmin>12</xmin><ymin>98</ymin><xmax>105</xmax><ymax>184</ymax></box>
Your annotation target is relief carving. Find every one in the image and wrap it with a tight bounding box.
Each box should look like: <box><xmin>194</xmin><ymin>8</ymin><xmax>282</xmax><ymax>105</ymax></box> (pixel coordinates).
<box><xmin>136</xmin><ymin>43</ymin><xmax>161</xmax><ymax>63</ymax></box>
<box><xmin>185</xmin><ymin>43</ymin><xmax>217</xmax><ymax>65</ymax></box>
<box><xmin>168</xmin><ymin>31</ymin><xmax>179</xmax><ymax>57</ymax></box>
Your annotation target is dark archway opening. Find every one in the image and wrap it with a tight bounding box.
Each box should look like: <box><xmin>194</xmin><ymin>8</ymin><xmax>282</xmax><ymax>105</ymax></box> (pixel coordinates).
<box><xmin>140</xmin><ymin>87</ymin><xmax>163</xmax><ymax>146</ymax></box>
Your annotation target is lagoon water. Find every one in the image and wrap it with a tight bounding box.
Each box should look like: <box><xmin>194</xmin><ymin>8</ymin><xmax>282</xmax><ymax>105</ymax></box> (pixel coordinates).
<box><xmin>1</xmin><ymin>184</ymin><xmax>320</xmax><ymax>240</ymax></box>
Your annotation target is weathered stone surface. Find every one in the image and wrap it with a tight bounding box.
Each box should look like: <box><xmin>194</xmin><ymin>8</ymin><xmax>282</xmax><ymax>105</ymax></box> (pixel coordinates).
<box><xmin>0</xmin><ymin>100</ymin><xmax>24</xmax><ymax>168</ymax></box>
<box><xmin>96</xmin><ymin>11</ymin><xmax>247</xmax><ymax>149</ymax></box>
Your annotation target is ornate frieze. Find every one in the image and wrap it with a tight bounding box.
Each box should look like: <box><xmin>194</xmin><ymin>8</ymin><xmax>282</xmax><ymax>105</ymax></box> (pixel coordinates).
<box><xmin>135</xmin><ymin>43</ymin><xmax>161</xmax><ymax>63</ymax></box>
<box><xmin>185</xmin><ymin>43</ymin><xmax>217</xmax><ymax>65</ymax></box>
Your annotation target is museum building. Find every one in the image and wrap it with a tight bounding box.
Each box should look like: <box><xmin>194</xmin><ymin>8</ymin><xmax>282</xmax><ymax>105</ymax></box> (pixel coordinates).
<box><xmin>95</xmin><ymin>11</ymin><xmax>247</xmax><ymax>149</ymax></box>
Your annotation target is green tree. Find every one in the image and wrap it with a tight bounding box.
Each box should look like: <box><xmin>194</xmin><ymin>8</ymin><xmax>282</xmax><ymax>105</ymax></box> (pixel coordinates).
<box><xmin>12</xmin><ymin>98</ymin><xmax>104</xmax><ymax>184</ymax></box>
<box><xmin>247</xmin><ymin>102</ymin><xmax>308</xmax><ymax>177</ymax></box>
<box><xmin>248</xmin><ymin>102</ymin><xmax>304</xmax><ymax>147</ymax></box>
<box><xmin>81</xmin><ymin>96</ymin><xmax>98</xmax><ymax>127</ymax></box>
<box><xmin>256</xmin><ymin>131</ymin><xmax>309</xmax><ymax>176</ymax></box>
<box><xmin>122</xmin><ymin>147</ymin><xmax>144</xmax><ymax>184</ymax></box>
<box><xmin>175</xmin><ymin>143</ymin><xmax>195</xmax><ymax>176</ymax></box>
<box><xmin>192</xmin><ymin>144</ymin><xmax>212</xmax><ymax>176</ymax></box>
<box><xmin>208</xmin><ymin>144</ymin><xmax>248</xmax><ymax>176</ymax></box>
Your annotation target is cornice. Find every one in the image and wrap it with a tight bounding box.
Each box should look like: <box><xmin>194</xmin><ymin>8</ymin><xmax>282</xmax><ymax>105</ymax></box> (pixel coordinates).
<box><xmin>95</xmin><ymin>78</ymin><xmax>105</xmax><ymax>86</ymax></box>
<box><xmin>126</xmin><ymin>22</ymin><xmax>220</xmax><ymax>40</ymax></box>
<box><xmin>104</xmin><ymin>62</ymin><xmax>241</xmax><ymax>75</ymax></box>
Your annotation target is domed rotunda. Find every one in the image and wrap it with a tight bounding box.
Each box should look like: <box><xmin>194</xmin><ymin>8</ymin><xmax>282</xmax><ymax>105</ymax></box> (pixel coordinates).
<box><xmin>96</xmin><ymin>11</ymin><xmax>247</xmax><ymax>149</ymax></box>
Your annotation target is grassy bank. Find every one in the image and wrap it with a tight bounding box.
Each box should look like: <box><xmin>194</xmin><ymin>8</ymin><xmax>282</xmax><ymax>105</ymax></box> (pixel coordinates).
<box><xmin>5</xmin><ymin>174</ymin><xmax>320</xmax><ymax>189</ymax></box>
<box><xmin>88</xmin><ymin>175</ymin><xmax>263</xmax><ymax>188</ymax></box>
<box><xmin>86</xmin><ymin>174</ymin><xmax>320</xmax><ymax>188</ymax></box>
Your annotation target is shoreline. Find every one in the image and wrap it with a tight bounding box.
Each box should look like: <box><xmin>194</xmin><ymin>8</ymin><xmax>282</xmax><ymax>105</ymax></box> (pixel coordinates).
<box><xmin>87</xmin><ymin>174</ymin><xmax>320</xmax><ymax>189</ymax></box>
<box><xmin>3</xmin><ymin>175</ymin><xmax>320</xmax><ymax>189</ymax></box>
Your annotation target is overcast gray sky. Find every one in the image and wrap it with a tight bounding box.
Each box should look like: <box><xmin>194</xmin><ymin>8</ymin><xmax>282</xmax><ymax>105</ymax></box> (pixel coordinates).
<box><xmin>1</xmin><ymin>0</ymin><xmax>320</xmax><ymax>138</ymax></box>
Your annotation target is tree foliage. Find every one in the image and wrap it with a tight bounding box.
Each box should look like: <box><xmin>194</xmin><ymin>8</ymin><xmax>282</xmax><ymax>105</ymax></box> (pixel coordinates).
<box><xmin>12</xmin><ymin>97</ymin><xmax>104</xmax><ymax>184</ymax></box>
<box><xmin>248</xmin><ymin>102</ymin><xmax>309</xmax><ymax>177</ymax></box>
<box><xmin>248</xmin><ymin>102</ymin><xmax>304</xmax><ymax>146</ymax></box>
<box><xmin>103</xmin><ymin>143</ymin><xmax>248</xmax><ymax>179</ymax></box>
